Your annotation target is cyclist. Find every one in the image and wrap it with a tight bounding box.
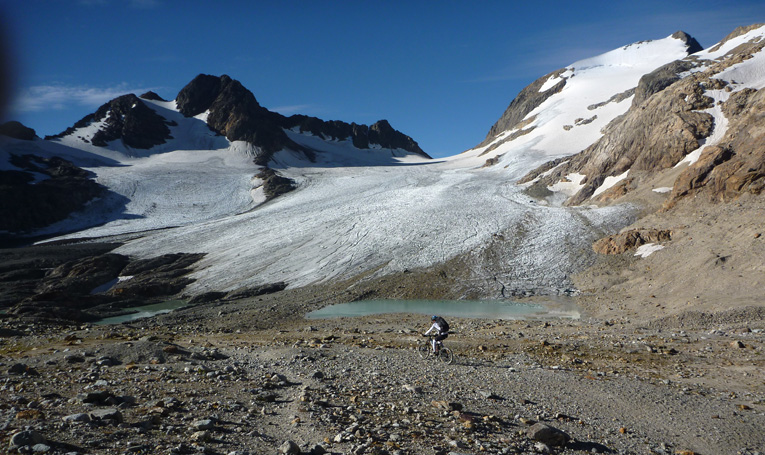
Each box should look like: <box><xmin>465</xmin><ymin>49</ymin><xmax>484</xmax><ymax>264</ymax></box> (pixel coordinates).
<box><xmin>424</xmin><ymin>315</ymin><xmax>449</xmax><ymax>353</ymax></box>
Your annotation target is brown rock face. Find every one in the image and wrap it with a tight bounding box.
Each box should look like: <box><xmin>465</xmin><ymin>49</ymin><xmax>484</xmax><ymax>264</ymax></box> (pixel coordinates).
<box><xmin>592</xmin><ymin>229</ymin><xmax>672</xmax><ymax>255</ymax></box>
<box><xmin>668</xmin><ymin>87</ymin><xmax>765</xmax><ymax>206</ymax></box>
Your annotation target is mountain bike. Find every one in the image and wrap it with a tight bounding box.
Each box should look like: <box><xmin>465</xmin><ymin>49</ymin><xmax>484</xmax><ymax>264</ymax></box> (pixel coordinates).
<box><xmin>418</xmin><ymin>333</ymin><xmax>454</xmax><ymax>364</ymax></box>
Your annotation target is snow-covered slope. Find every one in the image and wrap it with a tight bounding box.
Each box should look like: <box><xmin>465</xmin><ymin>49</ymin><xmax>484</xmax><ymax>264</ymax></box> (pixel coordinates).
<box><xmin>520</xmin><ymin>24</ymin><xmax>765</xmax><ymax>207</ymax></box>
<box><xmin>450</xmin><ymin>32</ymin><xmax>701</xmax><ymax>177</ymax></box>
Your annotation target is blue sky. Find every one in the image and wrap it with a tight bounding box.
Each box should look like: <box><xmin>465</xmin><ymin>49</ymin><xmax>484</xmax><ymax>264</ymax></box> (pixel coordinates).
<box><xmin>2</xmin><ymin>1</ymin><xmax>763</xmax><ymax>158</ymax></box>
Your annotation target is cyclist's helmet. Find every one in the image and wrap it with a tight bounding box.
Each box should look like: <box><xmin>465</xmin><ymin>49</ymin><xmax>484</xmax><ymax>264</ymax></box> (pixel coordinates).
<box><xmin>431</xmin><ymin>315</ymin><xmax>437</xmax><ymax>320</ymax></box>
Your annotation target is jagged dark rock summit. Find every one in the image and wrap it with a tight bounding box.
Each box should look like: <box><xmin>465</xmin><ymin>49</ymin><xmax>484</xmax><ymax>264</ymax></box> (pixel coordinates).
<box><xmin>48</xmin><ymin>94</ymin><xmax>174</xmax><ymax>149</ymax></box>
<box><xmin>139</xmin><ymin>91</ymin><xmax>167</xmax><ymax>102</ymax></box>
<box><xmin>175</xmin><ymin>74</ymin><xmax>429</xmax><ymax>164</ymax></box>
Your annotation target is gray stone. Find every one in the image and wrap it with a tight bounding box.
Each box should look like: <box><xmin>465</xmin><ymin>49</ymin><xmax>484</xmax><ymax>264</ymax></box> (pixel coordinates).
<box><xmin>526</xmin><ymin>422</ymin><xmax>571</xmax><ymax>447</ymax></box>
<box><xmin>89</xmin><ymin>407</ymin><xmax>123</xmax><ymax>423</ymax></box>
<box><xmin>63</xmin><ymin>413</ymin><xmax>91</xmax><ymax>423</ymax></box>
<box><xmin>9</xmin><ymin>429</ymin><xmax>45</xmax><ymax>448</ymax></box>
<box><xmin>279</xmin><ymin>440</ymin><xmax>300</xmax><ymax>454</ymax></box>
<box><xmin>192</xmin><ymin>419</ymin><xmax>216</xmax><ymax>431</ymax></box>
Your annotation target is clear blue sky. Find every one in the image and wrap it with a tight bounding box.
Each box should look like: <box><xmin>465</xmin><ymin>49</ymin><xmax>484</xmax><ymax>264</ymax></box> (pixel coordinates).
<box><xmin>2</xmin><ymin>1</ymin><xmax>763</xmax><ymax>158</ymax></box>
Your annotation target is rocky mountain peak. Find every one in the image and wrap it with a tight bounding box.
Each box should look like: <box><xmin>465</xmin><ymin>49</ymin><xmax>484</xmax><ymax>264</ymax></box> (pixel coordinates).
<box><xmin>47</xmin><ymin>94</ymin><xmax>174</xmax><ymax>149</ymax></box>
<box><xmin>670</xmin><ymin>31</ymin><xmax>703</xmax><ymax>54</ymax></box>
<box><xmin>139</xmin><ymin>91</ymin><xmax>166</xmax><ymax>102</ymax></box>
<box><xmin>173</xmin><ymin>73</ymin><xmax>429</xmax><ymax>163</ymax></box>
<box><xmin>0</xmin><ymin>121</ymin><xmax>37</xmax><ymax>140</ymax></box>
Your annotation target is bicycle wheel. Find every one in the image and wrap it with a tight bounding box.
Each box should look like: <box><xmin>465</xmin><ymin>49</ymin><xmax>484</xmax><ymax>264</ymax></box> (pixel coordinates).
<box><xmin>418</xmin><ymin>341</ymin><xmax>431</xmax><ymax>359</ymax></box>
<box><xmin>437</xmin><ymin>347</ymin><xmax>454</xmax><ymax>364</ymax></box>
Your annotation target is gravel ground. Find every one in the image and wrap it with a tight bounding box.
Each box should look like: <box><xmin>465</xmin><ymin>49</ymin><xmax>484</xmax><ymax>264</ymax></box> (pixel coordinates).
<box><xmin>2</xmin><ymin>295</ymin><xmax>763</xmax><ymax>455</ymax></box>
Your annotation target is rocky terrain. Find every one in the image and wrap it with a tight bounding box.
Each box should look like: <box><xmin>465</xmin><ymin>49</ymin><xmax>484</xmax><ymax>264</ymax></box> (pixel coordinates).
<box><xmin>1</xmin><ymin>287</ymin><xmax>763</xmax><ymax>455</ymax></box>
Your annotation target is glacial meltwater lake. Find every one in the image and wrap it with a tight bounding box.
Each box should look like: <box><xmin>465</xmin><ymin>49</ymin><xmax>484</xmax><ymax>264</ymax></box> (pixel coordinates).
<box><xmin>305</xmin><ymin>299</ymin><xmax>580</xmax><ymax>320</ymax></box>
<box><xmin>94</xmin><ymin>300</ymin><xmax>187</xmax><ymax>325</ymax></box>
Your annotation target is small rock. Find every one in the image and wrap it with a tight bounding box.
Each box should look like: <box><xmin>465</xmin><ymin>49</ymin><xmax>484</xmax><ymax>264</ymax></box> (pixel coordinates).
<box><xmin>279</xmin><ymin>440</ymin><xmax>301</xmax><ymax>454</ymax></box>
<box><xmin>89</xmin><ymin>408</ymin><xmax>123</xmax><ymax>423</ymax></box>
<box><xmin>16</xmin><ymin>409</ymin><xmax>45</xmax><ymax>420</ymax></box>
<box><xmin>526</xmin><ymin>422</ymin><xmax>571</xmax><ymax>447</ymax></box>
<box><xmin>731</xmin><ymin>340</ymin><xmax>745</xmax><ymax>348</ymax></box>
<box><xmin>8</xmin><ymin>363</ymin><xmax>40</xmax><ymax>376</ymax></box>
<box><xmin>192</xmin><ymin>419</ymin><xmax>216</xmax><ymax>430</ymax></box>
<box><xmin>63</xmin><ymin>413</ymin><xmax>91</xmax><ymax>423</ymax></box>
<box><xmin>190</xmin><ymin>430</ymin><xmax>210</xmax><ymax>442</ymax></box>
<box><xmin>311</xmin><ymin>371</ymin><xmax>325</xmax><ymax>379</ymax></box>
<box><xmin>32</xmin><ymin>443</ymin><xmax>51</xmax><ymax>453</ymax></box>
<box><xmin>65</xmin><ymin>354</ymin><xmax>86</xmax><ymax>363</ymax></box>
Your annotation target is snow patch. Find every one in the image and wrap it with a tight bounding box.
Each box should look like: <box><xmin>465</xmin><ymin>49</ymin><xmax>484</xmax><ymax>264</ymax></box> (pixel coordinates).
<box><xmin>592</xmin><ymin>170</ymin><xmax>629</xmax><ymax>197</ymax></box>
<box><xmin>539</xmin><ymin>69</ymin><xmax>571</xmax><ymax>92</ymax></box>
<box><xmin>634</xmin><ymin>243</ymin><xmax>664</xmax><ymax>258</ymax></box>
<box><xmin>652</xmin><ymin>187</ymin><xmax>672</xmax><ymax>194</ymax></box>
<box><xmin>548</xmin><ymin>173</ymin><xmax>586</xmax><ymax>196</ymax></box>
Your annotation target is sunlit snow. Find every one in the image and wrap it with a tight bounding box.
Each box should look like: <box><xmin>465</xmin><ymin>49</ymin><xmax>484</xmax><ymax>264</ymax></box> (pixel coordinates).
<box><xmin>634</xmin><ymin>243</ymin><xmax>664</xmax><ymax>258</ymax></box>
<box><xmin>593</xmin><ymin>170</ymin><xmax>630</xmax><ymax>197</ymax></box>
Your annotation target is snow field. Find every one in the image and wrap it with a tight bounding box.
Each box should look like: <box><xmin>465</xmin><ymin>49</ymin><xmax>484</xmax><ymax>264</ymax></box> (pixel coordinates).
<box><xmin>114</xmin><ymin>159</ymin><xmax>633</xmax><ymax>295</ymax></box>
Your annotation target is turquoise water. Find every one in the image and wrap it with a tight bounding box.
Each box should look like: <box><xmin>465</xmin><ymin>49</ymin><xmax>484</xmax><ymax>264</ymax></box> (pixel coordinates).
<box><xmin>305</xmin><ymin>299</ymin><xmax>579</xmax><ymax>320</ymax></box>
<box><xmin>94</xmin><ymin>300</ymin><xmax>187</xmax><ymax>325</ymax></box>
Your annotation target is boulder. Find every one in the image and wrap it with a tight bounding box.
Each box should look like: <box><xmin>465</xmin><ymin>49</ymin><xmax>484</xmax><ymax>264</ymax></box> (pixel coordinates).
<box><xmin>526</xmin><ymin>422</ymin><xmax>571</xmax><ymax>447</ymax></box>
<box><xmin>9</xmin><ymin>429</ymin><xmax>45</xmax><ymax>449</ymax></box>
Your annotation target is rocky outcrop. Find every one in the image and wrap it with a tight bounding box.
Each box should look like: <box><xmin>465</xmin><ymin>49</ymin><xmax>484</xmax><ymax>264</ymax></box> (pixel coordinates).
<box><xmin>283</xmin><ymin>116</ymin><xmax>428</xmax><ymax>157</ymax></box>
<box><xmin>0</xmin><ymin>154</ymin><xmax>105</xmax><ymax>234</ymax></box>
<box><xmin>479</xmin><ymin>68</ymin><xmax>568</xmax><ymax>148</ymax></box>
<box><xmin>668</xmin><ymin>87</ymin><xmax>765</xmax><ymax>205</ymax></box>
<box><xmin>632</xmin><ymin>60</ymin><xmax>697</xmax><ymax>107</ymax></box>
<box><xmin>47</xmin><ymin>94</ymin><xmax>174</xmax><ymax>149</ymax></box>
<box><xmin>592</xmin><ymin>229</ymin><xmax>672</xmax><ymax>255</ymax></box>
<box><xmin>257</xmin><ymin>168</ymin><xmax>296</xmax><ymax>200</ymax></box>
<box><xmin>524</xmin><ymin>73</ymin><xmax>715</xmax><ymax>205</ymax></box>
<box><xmin>2</xmin><ymin>246</ymin><xmax>206</xmax><ymax>324</ymax></box>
